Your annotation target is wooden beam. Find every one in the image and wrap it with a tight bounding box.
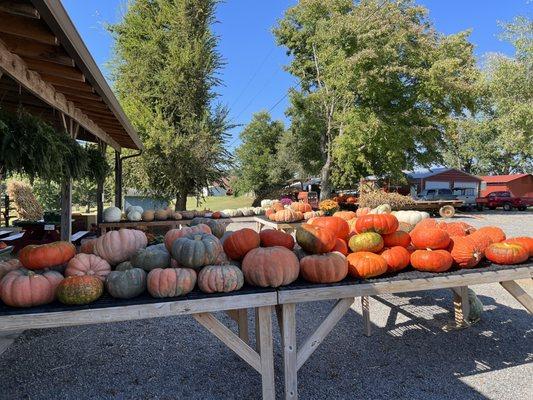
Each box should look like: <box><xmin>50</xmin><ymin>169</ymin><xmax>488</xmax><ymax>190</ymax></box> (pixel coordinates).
<box><xmin>282</xmin><ymin>303</ymin><xmax>298</xmax><ymax>400</ymax></box>
<box><xmin>24</xmin><ymin>58</ymin><xmax>84</xmax><ymax>81</ymax></box>
<box><xmin>61</xmin><ymin>91</ymin><xmax>103</xmax><ymax>103</ymax></box>
<box><xmin>0</xmin><ymin>34</ymin><xmax>73</xmax><ymax>66</ymax></box>
<box><xmin>0</xmin><ymin>1</ymin><xmax>40</xmax><ymax>19</ymax></box>
<box><xmin>500</xmin><ymin>280</ymin><xmax>533</xmax><ymax>313</ymax></box>
<box><xmin>53</xmin><ymin>86</ymin><xmax>99</xmax><ymax>99</ymax></box>
<box><xmin>39</xmin><ymin>74</ymin><xmax>94</xmax><ymax>92</ymax></box>
<box><xmin>361</xmin><ymin>296</ymin><xmax>371</xmax><ymax>337</ymax></box>
<box><xmin>0</xmin><ymin>12</ymin><xmax>57</xmax><ymax>45</ymax></box>
<box><xmin>0</xmin><ymin>40</ymin><xmax>121</xmax><ymax>150</ymax></box>
<box><xmin>257</xmin><ymin>306</ymin><xmax>275</xmax><ymax>400</ymax></box>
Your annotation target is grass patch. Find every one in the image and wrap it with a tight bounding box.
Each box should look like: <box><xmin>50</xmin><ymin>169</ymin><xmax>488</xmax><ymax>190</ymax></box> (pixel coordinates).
<box><xmin>186</xmin><ymin>196</ymin><xmax>254</xmax><ymax>211</ymax></box>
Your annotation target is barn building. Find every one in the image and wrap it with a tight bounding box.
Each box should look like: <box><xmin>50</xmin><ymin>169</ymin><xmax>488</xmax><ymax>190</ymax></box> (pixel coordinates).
<box><xmin>480</xmin><ymin>174</ymin><xmax>533</xmax><ymax>197</ymax></box>
<box><xmin>406</xmin><ymin>168</ymin><xmax>482</xmax><ymax>195</ymax></box>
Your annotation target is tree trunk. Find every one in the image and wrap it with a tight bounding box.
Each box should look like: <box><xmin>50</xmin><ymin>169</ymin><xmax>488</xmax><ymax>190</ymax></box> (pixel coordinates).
<box><xmin>320</xmin><ymin>151</ymin><xmax>333</xmax><ymax>201</ymax></box>
<box><xmin>175</xmin><ymin>191</ymin><xmax>187</xmax><ymax>211</ymax></box>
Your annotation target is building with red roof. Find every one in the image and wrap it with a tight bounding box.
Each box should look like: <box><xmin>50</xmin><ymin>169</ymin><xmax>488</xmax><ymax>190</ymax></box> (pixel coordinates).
<box><xmin>480</xmin><ymin>174</ymin><xmax>533</xmax><ymax>197</ymax></box>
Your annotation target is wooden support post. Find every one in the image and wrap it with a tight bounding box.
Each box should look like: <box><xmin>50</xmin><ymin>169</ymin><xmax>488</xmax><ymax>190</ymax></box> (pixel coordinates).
<box><xmin>500</xmin><ymin>281</ymin><xmax>533</xmax><ymax>313</ymax></box>
<box><xmin>0</xmin><ymin>330</ymin><xmax>22</xmax><ymax>356</ymax></box>
<box><xmin>282</xmin><ymin>303</ymin><xmax>298</xmax><ymax>400</ymax></box>
<box><xmin>452</xmin><ymin>286</ymin><xmax>470</xmax><ymax>327</ymax></box>
<box><xmin>257</xmin><ymin>306</ymin><xmax>275</xmax><ymax>400</ymax></box>
<box><xmin>361</xmin><ymin>296</ymin><xmax>371</xmax><ymax>337</ymax></box>
<box><xmin>60</xmin><ymin>177</ymin><xmax>72</xmax><ymax>241</ymax></box>
<box><xmin>255</xmin><ymin>307</ymin><xmax>261</xmax><ymax>353</ymax></box>
<box><xmin>236</xmin><ymin>309</ymin><xmax>250</xmax><ymax>344</ymax></box>
<box><xmin>114</xmin><ymin>150</ymin><xmax>122</xmax><ymax>209</ymax></box>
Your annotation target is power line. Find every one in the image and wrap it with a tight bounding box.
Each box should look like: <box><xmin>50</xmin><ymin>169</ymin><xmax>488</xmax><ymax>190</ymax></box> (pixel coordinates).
<box><xmin>268</xmin><ymin>92</ymin><xmax>288</xmax><ymax>112</ymax></box>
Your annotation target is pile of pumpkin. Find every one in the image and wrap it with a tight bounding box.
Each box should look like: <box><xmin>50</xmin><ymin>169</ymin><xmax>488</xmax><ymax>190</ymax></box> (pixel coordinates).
<box><xmin>264</xmin><ymin>202</ymin><xmax>323</xmax><ymax>223</ymax></box>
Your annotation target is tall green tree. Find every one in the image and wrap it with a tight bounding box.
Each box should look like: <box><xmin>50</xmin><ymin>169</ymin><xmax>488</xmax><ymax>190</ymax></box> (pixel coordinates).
<box><xmin>274</xmin><ymin>0</ymin><xmax>479</xmax><ymax>198</ymax></box>
<box><xmin>110</xmin><ymin>0</ymin><xmax>232</xmax><ymax>210</ymax></box>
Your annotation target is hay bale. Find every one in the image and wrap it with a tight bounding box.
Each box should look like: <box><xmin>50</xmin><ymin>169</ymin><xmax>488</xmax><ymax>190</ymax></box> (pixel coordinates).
<box><xmin>358</xmin><ymin>190</ymin><xmax>415</xmax><ymax>210</ymax></box>
<box><xmin>6</xmin><ymin>180</ymin><xmax>43</xmax><ymax>221</ymax></box>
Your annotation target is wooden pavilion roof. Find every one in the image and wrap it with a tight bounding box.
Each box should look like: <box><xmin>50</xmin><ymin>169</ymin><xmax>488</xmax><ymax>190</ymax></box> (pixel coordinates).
<box><xmin>0</xmin><ymin>0</ymin><xmax>142</xmax><ymax>151</ymax></box>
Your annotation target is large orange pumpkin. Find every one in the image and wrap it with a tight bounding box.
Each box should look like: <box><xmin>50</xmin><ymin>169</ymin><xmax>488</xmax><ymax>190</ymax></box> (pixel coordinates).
<box><xmin>224</xmin><ymin>229</ymin><xmax>260</xmax><ymax>260</ymax></box>
<box><xmin>381</xmin><ymin>246</ymin><xmax>410</xmax><ymax>273</ymax></box>
<box><xmin>272</xmin><ymin>209</ymin><xmax>304</xmax><ymax>223</ymax></box>
<box><xmin>468</xmin><ymin>231</ymin><xmax>493</xmax><ymax>254</ymax></box>
<box><xmin>296</xmin><ymin>224</ymin><xmax>336</xmax><ymax>254</ymax></box>
<box><xmin>309</xmin><ymin>216</ymin><xmax>349</xmax><ymax>240</ymax></box>
<box><xmin>413</xmin><ymin>218</ymin><xmax>437</xmax><ymax>231</ymax></box>
<box><xmin>437</xmin><ymin>221</ymin><xmax>476</xmax><ymax>237</ymax></box>
<box><xmin>272</xmin><ymin>203</ymin><xmax>285</xmax><ymax>212</ymax></box>
<box><xmin>355</xmin><ymin>207</ymin><xmax>370</xmax><ymax>217</ymax></box>
<box><xmin>448</xmin><ymin>236</ymin><xmax>483</xmax><ymax>268</ymax></box>
<box><xmin>164</xmin><ymin>224</ymin><xmax>211</xmax><ymax>252</ymax></box>
<box><xmin>147</xmin><ymin>267</ymin><xmax>197</xmax><ymax>297</ymax></box>
<box><xmin>0</xmin><ymin>269</ymin><xmax>63</xmax><ymax>308</ymax></box>
<box><xmin>355</xmin><ymin>214</ymin><xmax>398</xmax><ymax>235</ymax></box>
<box><xmin>242</xmin><ymin>246</ymin><xmax>299</xmax><ymax>287</ymax></box>
<box><xmin>504</xmin><ymin>237</ymin><xmax>533</xmax><ymax>257</ymax></box>
<box><xmin>290</xmin><ymin>202</ymin><xmax>312</xmax><ymax>213</ymax></box>
<box><xmin>332</xmin><ymin>238</ymin><xmax>349</xmax><ymax>255</ymax></box>
<box><xmin>333</xmin><ymin>211</ymin><xmax>356</xmax><ymax>221</ymax></box>
<box><xmin>382</xmin><ymin>231</ymin><xmax>411</xmax><ymax>248</ymax></box>
<box><xmin>485</xmin><ymin>242</ymin><xmax>528</xmax><ymax>265</ymax></box>
<box><xmin>19</xmin><ymin>241</ymin><xmax>76</xmax><ymax>270</ymax></box>
<box><xmin>348</xmin><ymin>232</ymin><xmax>384</xmax><ymax>253</ymax></box>
<box><xmin>300</xmin><ymin>252</ymin><xmax>348</xmax><ymax>283</ymax></box>
<box><xmin>411</xmin><ymin>228</ymin><xmax>450</xmax><ymax>250</ymax></box>
<box><xmin>346</xmin><ymin>252</ymin><xmax>387</xmax><ymax>279</ymax></box>
<box><xmin>410</xmin><ymin>250</ymin><xmax>453</xmax><ymax>272</ymax></box>
<box><xmin>259</xmin><ymin>229</ymin><xmax>294</xmax><ymax>250</ymax></box>
<box><xmin>476</xmin><ymin>226</ymin><xmax>506</xmax><ymax>244</ymax></box>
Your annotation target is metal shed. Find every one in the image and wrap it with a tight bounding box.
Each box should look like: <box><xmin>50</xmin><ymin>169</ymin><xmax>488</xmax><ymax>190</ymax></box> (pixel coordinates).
<box><xmin>406</xmin><ymin>168</ymin><xmax>482</xmax><ymax>195</ymax></box>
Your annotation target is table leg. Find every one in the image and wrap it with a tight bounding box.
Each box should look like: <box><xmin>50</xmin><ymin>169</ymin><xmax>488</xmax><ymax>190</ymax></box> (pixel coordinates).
<box><xmin>0</xmin><ymin>330</ymin><xmax>22</xmax><ymax>356</ymax></box>
<box><xmin>500</xmin><ymin>280</ymin><xmax>533</xmax><ymax>313</ymax></box>
<box><xmin>237</xmin><ymin>309</ymin><xmax>250</xmax><ymax>344</ymax></box>
<box><xmin>257</xmin><ymin>306</ymin><xmax>275</xmax><ymax>400</ymax></box>
<box><xmin>362</xmin><ymin>296</ymin><xmax>372</xmax><ymax>337</ymax></box>
<box><xmin>452</xmin><ymin>286</ymin><xmax>470</xmax><ymax>327</ymax></box>
<box><xmin>282</xmin><ymin>303</ymin><xmax>297</xmax><ymax>400</ymax></box>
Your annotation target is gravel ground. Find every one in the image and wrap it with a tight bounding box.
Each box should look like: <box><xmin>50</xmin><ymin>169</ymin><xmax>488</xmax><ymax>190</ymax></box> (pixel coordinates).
<box><xmin>0</xmin><ymin>211</ymin><xmax>532</xmax><ymax>400</ymax></box>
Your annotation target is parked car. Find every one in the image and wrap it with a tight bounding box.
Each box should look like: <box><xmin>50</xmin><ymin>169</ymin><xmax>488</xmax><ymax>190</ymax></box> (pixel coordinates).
<box><xmin>476</xmin><ymin>191</ymin><xmax>533</xmax><ymax>211</ymax></box>
<box><xmin>452</xmin><ymin>187</ymin><xmax>478</xmax><ymax>208</ymax></box>
<box><xmin>417</xmin><ymin>188</ymin><xmax>457</xmax><ymax>201</ymax></box>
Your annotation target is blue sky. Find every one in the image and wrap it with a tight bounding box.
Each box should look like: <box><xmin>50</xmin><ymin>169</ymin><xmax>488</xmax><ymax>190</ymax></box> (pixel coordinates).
<box><xmin>62</xmin><ymin>0</ymin><xmax>530</xmax><ymax>149</ymax></box>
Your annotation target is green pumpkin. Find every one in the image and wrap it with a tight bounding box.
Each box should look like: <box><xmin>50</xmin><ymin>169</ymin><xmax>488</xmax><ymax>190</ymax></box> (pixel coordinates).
<box><xmin>106</xmin><ymin>268</ymin><xmax>147</xmax><ymax>299</ymax></box>
<box><xmin>171</xmin><ymin>233</ymin><xmax>222</xmax><ymax>270</ymax></box>
<box><xmin>131</xmin><ymin>244</ymin><xmax>171</xmax><ymax>271</ymax></box>
<box><xmin>56</xmin><ymin>276</ymin><xmax>103</xmax><ymax>305</ymax></box>
<box><xmin>198</xmin><ymin>264</ymin><xmax>244</xmax><ymax>294</ymax></box>
<box><xmin>115</xmin><ymin>261</ymin><xmax>134</xmax><ymax>271</ymax></box>
<box><xmin>191</xmin><ymin>218</ymin><xmax>226</xmax><ymax>239</ymax></box>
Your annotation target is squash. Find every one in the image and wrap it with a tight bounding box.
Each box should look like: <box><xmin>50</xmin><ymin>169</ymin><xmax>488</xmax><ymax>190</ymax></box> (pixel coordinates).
<box><xmin>309</xmin><ymin>216</ymin><xmax>349</xmax><ymax>240</ymax></box>
<box><xmin>146</xmin><ymin>268</ymin><xmax>196</xmax><ymax>298</ymax></box>
<box><xmin>115</xmin><ymin>261</ymin><xmax>134</xmax><ymax>271</ymax></box>
<box><xmin>504</xmin><ymin>237</ymin><xmax>533</xmax><ymax>257</ymax></box>
<box><xmin>126</xmin><ymin>205</ymin><xmax>143</xmax><ymax>214</ymax></box>
<box><xmin>346</xmin><ymin>252</ymin><xmax>387</xmax><ymax>279</ymax></box>
<box><xmin>171</xmin><ymin>233</ymin><xmax>223</xmax><ymax>269</ymax></box>
<box><xmin>0</xmin><ymin>259</ymin><xmax>22</xmax><ymax>280</ymax></box>
<box><xmin>104</xmin><ymin>206</ymin><xmax>122</xmax><ymax>222</ymax></box>
<box><xmin>142</xmin><ymin>210</ymin><xmax>155</xmax><ymax>222</ymax></box>
<box><xmin>348</xmin><ymin>232</ymin><xmax>384</xmax><ymax>253</ymax></box>
<box><xmin>296</xmin><ymin>224</ymin><xmax>336</xmax><ymax>254</ymax></box>
<box><xmin>0</xmin><ymin>268</ymin><xmax>63</xmax><ymax>307</ymax></box>
<box><xmin>370</xmin><ymin>204</ymin><xmax>391</xmax><ymax>214</ymax></box>
<box><xmin>191</xmin><ymin>218</ymin><xmax>226</xmax><ymax>238</ymax></box>
<box><xmin>127</xmin><ymin>210</ymin><xmax>142</xmax><ymax>221</ymax></box>
<box><xmin>260</xmin><ymin>199</ymin><xmax>274</xmax><ymax>208</ymax></box>
<box><xmin>300</xmin><ymin>252</ymin><xmax>348</xmax><ymax>283</ymax></box>
<box><xmin>391</xmin><ymin>210</ymin><xmax>429</xmax><ymax>226</ymax></box>
<box><xmin>238</xmin><ymin>207</ymin><xmax>255</xmax><ymax>217</ymax></box>
<box><xmin>221</xmin><ymin>209</ymin><xmax>243</xmax><ymax>218</ymax></box>
<box><xmin>65</xmin><ymin>254</ymin><xmax>111</xmax><ymax>281</ymax></box>
<box><xmin>290</xmin><ymin>202</ymin><xmax>312</xmax><ymax>213</ymax></box>
<box><xmin>180</xmin><ymin>211</ymin><xmax>195</xmax><ymax>219</ymax></box>
<box><xmin>468</xmin><ymin>231</ymin><xmax>493</xmax><ymax>254</ymax></box>
<box><xmin>397</xmin><ymin>222</ymin><xmax>415</xmax><ymax>233</ymax></box>
<box><xmin>448</xmin><ymin>236</ymin><xmax>483</xmax><ymax>268</ymax></box>
<box><xmin>382</xmin><ymin>231</ymin><xmax>411</xmax><ymax>248</ymax></box>
<box><xmin>131</xmin><ymin>244</ymin><xmax>171</xmax><ymax>271</ymax></box>
<box><xmin>93</xmin><ymin>229</ymin><xmax>147</xmax><ymax>265</ymax></box>
<box><xmin>242</xmin><ymin>246</ymin><xmax>299</xmax><ymax>287</ymax></box>
<box><xmin>198</xmin><ymin>265</ymin><xmax>244</xmax><ymax>293</ymax></box>
<box><xmin>304</xmin><ymin>211</ymin><xmax>323</xmax><ymax>220</ymax></box>
<box><xmin>171</xmin><ymin>211</ymin><xmax>183</xmax><ymax>220</ymax></box>
<box><xmin>271</xmin><ymin>209</ymin><xmax>303</xmax><ymax>223</ymax></box>
<box><xmin>164</xmin><ymin>224</ymin><xmax>211</xmax><ymax>252</ymax></box>
<box><xmin>332</xmin><ymin>238</ymin><xmax>349</xmax><ymax>255</ymax></box>
<box><xmin>356</xmin><ymin>207</ymin><xmax>371</xmax><ymax>217</ymax></box>
<box><xmin>333</xmin><ymin>211</ymin><xmax>356</xmax><ymax>221</ymax></box>
<box><xmin>56</xmin><ymin>275</ymin><xmax>104</xmax><ymax>305</ymax></box>
<box><xmin>223</xmin><ymin>228</ymin><xmax>260</xmax><ymax>260</ymax></box>
<box><xmin>252</xmin><ymin>207</ymin><xmax>265</xmax><ymax>215</ymax></box>
<box><xmin>259</xmin><ymin>229</ymin><xmax>294</xmax><ymax>250</ymax></box>
<box><xmin>410</xmin><ymin>250</ymin><xmax>453</xmax><ymax>272</ymax></box>
<box><xmin>437</xmin><ymin>221</ymin><xmax>476</xmax><ymax>237</ymax></box>
<box><xmin>106</xmin><ymin>268</ymin><xmax>147</xmax><ymax>299</ymax></box>
<box><xmin>80</xmin><ymin>238</ymin><xmax>96</xmax><ymax>254</ymax></box>
<box><xmin>475</xmin><ymin>226</ymin><xmax>506</xmax><ymax>244</ymax></box>
<box><xmin>381</xmin><ymin>246</ymin><xmax>410</xmax><ymax>273</ymax></box>
<box><xmin>154</xmin><ymin>210</ymin><xmax>168</xmax><ymax>221</ymax></box>
<box><xmin>411</xmin><ymin>228</ymin><xmax>450</xmax><ymax>250</ymax></box>
<box><xmin>485</xmin><ymin>242</ymin><xmax>528</xmax><ymax>265</ymax></box>
<box><xmin>19</xmin><ymin>241</ymin><xmax>76</xmax><ymax>270</ymax></box>
<box><xmin>355</xmin><ymin>214</ymin><xmax>398</xmax><ymax>235</ymax></box>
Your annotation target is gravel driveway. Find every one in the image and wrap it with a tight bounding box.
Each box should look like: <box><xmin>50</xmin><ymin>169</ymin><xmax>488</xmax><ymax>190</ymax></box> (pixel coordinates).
<box><xmin>0</xmin><ymin>211</ymin><xmax>531</xmax><ymax>400</ymax></box>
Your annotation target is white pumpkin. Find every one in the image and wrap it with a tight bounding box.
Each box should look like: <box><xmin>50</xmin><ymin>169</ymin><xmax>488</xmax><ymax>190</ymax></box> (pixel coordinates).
<box><xmin>392</xmin><ymin>210</ymin><xmax>429</xmax><ymax>226</ymax></box>
<box><xmin>127</xmin><ymin>210</ymin><xmax>142</xmax><ymax>221</ymax></box>
<box><xmin>126</xmin><ymin>205</ymin><xmax>143</xmax><ymax>214</ymax></box>
<box><xmin>370</xmin><ymin>204</ymin><xmax>392</xmax><ymax>214</ymax></box>
<box><xmin>104</xmin><ymin>206</ymin><xmax>122</xmax><ymax>222</ymax></box>
<box><xmin>252</xmin><ymin>207</ymin><xmax>265</xmax><ymax>215</ymax></box>
<box><xmin>239</xmin><ymin>207</ymin><xmax>255</xmax><ymax>216</ymax></box>
<box><xmin>260</xmin><ymin>199</ymin><xmax>273</xmax><ymax>208</ymax></box>
<box><xmin>221</xmin><ymin>209</ymin><xmax>243</xmax><ymax>218</ymax></box>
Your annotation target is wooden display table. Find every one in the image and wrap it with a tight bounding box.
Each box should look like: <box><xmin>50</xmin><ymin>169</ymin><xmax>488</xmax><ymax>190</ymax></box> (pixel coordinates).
<box><xmin>98</xmin><ymin>219</ymin><xmax>193</xmax><ymax>234</ymax></box>
<box><xmin>276</xmin><ymin>263</ymin><xmax>533</xmax><ymax>400</ymax></box>
<box><xmin>0</xmin><ymin>288</ymin><xmax>278</xmax><ymax>400</ymax></box>
<box><xmin>254</xmin><ymin>217</ymin><xmax>303</xmax><ymax>233</ymax></box>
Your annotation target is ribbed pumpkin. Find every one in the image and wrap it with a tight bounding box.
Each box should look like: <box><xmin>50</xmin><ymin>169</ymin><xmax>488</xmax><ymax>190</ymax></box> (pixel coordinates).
<box><xmin>105</xmin><ymin>268</ymin><xmax>147</xmax><ymax>299</ymax></box>
<box><xmin>437</xmin><ymin>221</ymin><xmax>476</xmax><ymax>237</ymax></box>
<box><xmin>154</xmin><ymin>210</ymin><xmax>168</xmax><ymax>220</ymax></box>
<box><xmin>355</xmin><ymin>214</ymin><xmax>398</xmax><ymax>235</ymax></box>
<box><xmin>448</xmin><ymin>236</ymin><xmax>483</xmax><ymax>268</ymax></box>
<box><xmin>296</xmin><ymin>224</ymin><xmax>336</xmax><ymax>254</ymax></box>
<box><xmin>0</xmin><ymin>259</ymin><xmax>21</xmax><ymax>280</ymax></box>
<box><xmin>309</xmin><ymin>216</ymin><xmax>349</xmax><ymax>240</ymax></box>
<box><xmin>131</xmin><ymin>244</ymin><xmax>171</xmax><ymax>271</ymax></box>
<box><xmin>476</xmin><ymin>226</ymin><xmax>506</xmax><ymax>244</ymax></box>
<box><xmin>198</xmin><ymin>265</ymin><xmax>244</xmax><ymax>293</ymax></box>
<box><xmin>410</xmin><ymin>250</ymin><xmax>453</xmax><ymax>272</ymax></box>
<box><xmin>504</xmin><ymin>237</ymin><xmax>533</xmax><ymax>257</ymax></box>
<box><xmin>19</xmin><ymin>241</ymin><xmax>76</xmax><ymax>270</ymax></box>
<box><xmin>93</xmin><ymin>229</ymin><xmax>147</xmax><ymax>265</ymax></box>
<box><xmin>356</xmin><ymin>207</ymin><xmax>371</xmax><ymax>217</ymax></box>
<box><xmin>346</xmin><ymin>252</ymin><xmax>387</xmax><ymax>279</ymax></box>
<box><xmin>381</xmin><ymin>246</ymin><xmax>410</xmax><ymax>273</ymax></box>
<box><xmin>80</xmin><ymin>238</ymin><xmax>96</xmax><ymax>254</ymax></box>
<box><xmin>468</xmin><ymin>231</ymin><xmax>493</xmax><ymax>254</ymax></box>
<box><xmin>272</xmin><ymin>203</ymin><xmax>284</xmax><ymax>212</ymax></box>
<box><xmin>0</xmin><ymin>269</ymin><xmax>63</xmax><ymax>308</ymax></box>
<box><xmin>413</xmin><ymin>218</ymin><xmax>437</xmax><ymax>231</ymax></box>
<box><xmin>485</xmin><ymin>242</ymin><xmax>528</xmax><ymax>265</ymax></box>
<box><xmin>303</xmin><ymin>211</ymin><xmax>323</xmax><ymax>220</ymax></box>
<box><xmin>223</xmin><ymin>228</ymin><xmax>260</xmax><ymax>260</ymax></box>
<box><xmin>332</xmin><ymin>238</ymin><xmax>349</xmax><ymax>256</ymax></box>
<box><xmin>348</xmin><ymin>232</ymin><xmax>384</xmax><ymax>253</ymax></box>
<box><xmin>142</xmin><ymin>210</ymin><xmax>155</xmax><ymax>221</ymax></box>
<box><xmin>290</xmin><ymin>202</ymin><xmax>312</xmax><ymax>213</ymax></box>
<box><xmin>171</xmin><ymin>233</ymin><xmax>223</xmax><ymax>269</ymax></box>
<box><xmin>300</xmin><ymin>252</ymin><xmax>348</xmax><ymax>283</ymax></box>
<box><xmin>271</xmin><ymin>209</ymin><xmax>303</xmax><ymax>223</ymax></box>
<box><xmin>242</xmin><ymin>246</ymin><xmax>299</xmax><ymax>287</ymax></box>
<box><xmin>147</xmin><ymin>268</ymin><xmax>197</xmax><ymax>298</ymax></box>
<box><xmin>191</xmin><ymin>218</ymin><xmax>226</xmax><ymax>238</ymax></box>
<box><xmin>56</xmin><ymin>275</ymin><xmax>104</xmax><ymax>305</ymax></box>
<box><xmin>65</xmin><ymin>254</ymin><xmax>111</xmax><ymax>281</ymax></box>
<box><xmin>259</xmin><ymin>229</ymin><xmax>294</xmax><ymax>250</ymax></box>
<box><xmin>333</xmin><ymin>211</ymin><xmax>356</xmax><ymax>221</ymax></box>
<box><xmin>164</xmin><ymin>224</ymin><xmax>211</xmax><ymax>252</ymax></box>
<box><xmin>382</xmin><ymin>231</ymin><xmax>411</xmax><ymax>248</ymax></box>
<box><xmin>411</xmin><ymin>228</ymin><xmax>450</xmax><ymax>250</ymax></box>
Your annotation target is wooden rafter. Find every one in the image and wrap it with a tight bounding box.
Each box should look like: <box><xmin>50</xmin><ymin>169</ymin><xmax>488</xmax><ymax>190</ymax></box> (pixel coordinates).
<box><xmin>0</xmin><ymin>34</ymin><xmax>74</xmax><ymax>66</ymax></box>
<box><xmin>0</xmin><ymin>1</ymin><xmax>40</xmax><ymax>19</ymax></box>
<box><xmin>37</xmin><ymin>73</ymin><xmax>94</xmax><ymax>92</ymax></box>
<box><xmin>0</xmin><ymin>12</ymin><xmax>57</xmax><ymax>45</ymax></box>
<box><xmin>23</xmin><ymin>58</ymin><xmax>84</xmax><ymax>81</ymax></box>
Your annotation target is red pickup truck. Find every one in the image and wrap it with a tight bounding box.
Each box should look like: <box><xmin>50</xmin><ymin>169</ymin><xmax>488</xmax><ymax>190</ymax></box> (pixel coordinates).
<box><xmin>476</xmin><ymin>191</ymin><xmax>533</xmax><ymax>211</ymax></box>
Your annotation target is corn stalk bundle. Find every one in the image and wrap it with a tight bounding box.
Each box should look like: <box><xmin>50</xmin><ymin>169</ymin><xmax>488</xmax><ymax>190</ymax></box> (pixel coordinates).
<box><xmin>358</xmin><ymin>190</ymin><xmax>415</xmax><ymax>210</ymax></box>
<box><xmin>7</xmin><ymin>180</ymin><xmax>43</xmax><ymax>221</ymax></box>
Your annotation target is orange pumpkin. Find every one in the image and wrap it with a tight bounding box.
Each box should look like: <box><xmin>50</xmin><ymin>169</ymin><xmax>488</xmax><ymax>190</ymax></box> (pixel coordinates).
<box><xmin>382</xmin><ymin>231</ymin><xmax>411</xmax><ymax>248</ymax></box>
<box><xmin>265</xmin><ymin>208</ymin><xmax>276</xmax><ymax>218</ymax></box>
<box><xmin>296</xmin><ymin>224</ymin><xmax>336</xmax><ymax>254</ymax></box>
<box><xmin>223</xmin><ymin>228</ymin><xmax>260</xmax><ymax>260</ymax></box>
<box><xmin>65</xmin><ymin>254</ymin><xmax>111</xmax><ymax>281</ymax></box>
<box><xmin>355</xmin><ymin>214</ymin><xmax>399</xmax><ymax>235</ymax></box>
<box><xmin>413</xmin><ymin>218</ymin><xmax>437</xmax><ymax>231</ymax></box>
<box><xmin>211</xmin><ymin>211</ymin><xmax>222</xmax><ymax>219</ymax></box>
<box><xmin>259</xmin><ymin>229</ymin><xmax>294</xmax><ymax>250</ymax></box>
<box><xmin>80</xmin><ymin>238</ymin><xmax>96</xmax><ymax>254</ymax></box>
<box><xmin>485</xmin><ymin>242</ymin><xmax>528</xmax><ymax>265</ymax></box>
<box><xmin>19</xmin><ymin>241</ymin><xmax>76</xmax><ymax>270</ymax></box>
<box><xmin>356</xmin><ymin>207</ymin><xmax>370</xmax><ymax>216</ymax></box>
<box><xmin>348</xmin><ymin>232</ymin><xmax>384</xmax><ymax>253</ymax></box>
<box><xmin>347</xmin><ymin>218</ymin><xmax>358</xmax><ymax>237</ymax></box>
<box><xmin>437</xmin><ymin>221</ymin><xmax>476</xmax><ymax>237</ymax></box>
<box><xmin>147</xmin><ymin>268</ymin><xmax>197</xmax><ymax>298</ymax></box>
<box><xmin>300</xmin><ymin>252</ymin><xmax>348</xmax><ymax>283</ymax></box>
<box><xmin>0</xmin><ymin>259</ymin><xmax>21</xmax><ymax>280</ymax></box>
<box><xmin>346</xmin><ymin>196</ymin><xmax>358</xmax><ymax>204</ymax></box>
<box><xmin>271</xmin><ymin>209</ymin><xmax>304</xmax><ymax>223</ymax></box>
<box><xmin>504</xmin><ymin>237</ymin><xmax>533</xmax><ymax>257</ymax></box>
<box><xmin>0</xmin><ymin>268</ymin><xmax>63</xmax><ymax>308</ymax></box>
<box><xmin>346</xmin><ymin>252</ymin><xmax>387</xmax><ymax>279</ymax></box>
<box><xmin>448</xmin><ymin>236</ymin><xmax>483</xmax><ymax>268</ymax></box>
<box><xmin>272</xmin><ymin>203</ymin><xmax>285</xmax><ymax>212</ymax></box>
<box><xmin>468</xmin><ymin>231</ymin><xmax>493</xmax><ymax>254</ymax></box>
<box><xmin>242</xmin><ymin>246</ymin><xmax>299</xmax><ymax>287</ymax></box>
<box><xmin>309</xmin><ymin>216</ymin><xmax>349</xmax><ymax>240</ymax></box>
<box><xmin>332</xmin><ymin>238</ymin><xmax>349</xmax><ymax>255</ymax></box>
<box><xmin>164</xmin><ymin>224</ymin><xmax>211</xmax><ymax>252</ymax></box>
<box><xmin>333</xmin><ymin>211</ymin><xmax>356</xmax><ymax>221</ymax></box>
<box><xmin>476</xmin><ymin>226</ymin><xmax>506</xmax><ymax>244</ymax></box>
<box><xmin>381</xmin><ymin>246</ymin><xmax>410</xmax><ymax>273</ymax></box>
<box><xmin>290</xmin><ymin>202</ymin><xmax>312</xmax><ymax>213</ymax></box>
<box><xmin>410</xmin><ymin>250</ymin><xmax>453</xmax><ymax>272</ymax></box>
<box><xmin>411</xmin><ymin>228</ymin><xmax>450</xmax><ymax>250</ymax></box>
